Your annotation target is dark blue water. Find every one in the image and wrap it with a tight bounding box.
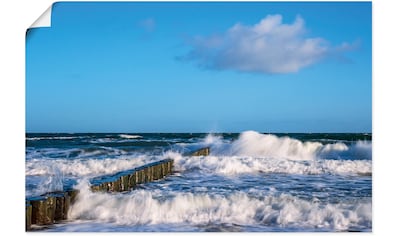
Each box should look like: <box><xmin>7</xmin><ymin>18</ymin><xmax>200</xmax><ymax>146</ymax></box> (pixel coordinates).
<box><xmin>26</xmin><ymin>131</ymin><xmax>372</xmax><ymax>232</ymax></box>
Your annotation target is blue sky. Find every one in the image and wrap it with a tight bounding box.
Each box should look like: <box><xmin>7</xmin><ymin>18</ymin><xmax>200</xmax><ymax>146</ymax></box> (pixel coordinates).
<box><xmin>26</xmin><ymin>1</ymin><xmax>372</xmax><ymax>133</ymax></box>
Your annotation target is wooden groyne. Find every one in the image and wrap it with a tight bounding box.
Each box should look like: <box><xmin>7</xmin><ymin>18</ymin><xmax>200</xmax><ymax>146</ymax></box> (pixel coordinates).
<box><xmin>186</xmin><ymin>147</ymin><xmax>210</xmax><ymax>156</ymax></box>
<box><xmin>26</xmin><ymin>146</ymin><xmax>211</xmax><ymax>231</ymax></box>
<box><xmin>25</xmin><ymin>190</ymin><xmax>78</xmax><ymax>230</ymax></box>
<box><xmin>26</xmin><ymin>158</ymin><xmax>173</xmax><ymax>231</ymax></box>
<box><xmin>90</xmin><ymin>159</ymin><xmax>173</xmax><ymax>192</ymax></box>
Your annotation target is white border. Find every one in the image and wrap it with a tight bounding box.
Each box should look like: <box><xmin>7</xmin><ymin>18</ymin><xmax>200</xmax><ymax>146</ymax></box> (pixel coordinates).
<box><xmin>1</xmin><ymin>0</ymin><xmax>398</xmax><ymax>235</ymax></box>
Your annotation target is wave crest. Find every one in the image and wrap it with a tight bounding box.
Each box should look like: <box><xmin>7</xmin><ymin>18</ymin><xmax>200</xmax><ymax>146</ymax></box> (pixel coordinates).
<box><xmin>26</xmin><ymin>155</ymin><xmax>156</xmax><ymax>177</ymax></box>
<box><xmin>202</xmin><ymin>131</ymin><xmax>371</xmax><ymax>160</ymax></box>
<box><xmin>69</xmin><ymin>181</ymin><xmax>371</xmax><ymax>231</ymax></box>
<box><xmin>119</xmin><ymin>134</ymin><xmax>143</xmax><ymax>139</ymax></box>
<box><xmin>172</xmin><ymin>154</ymin><xmax>371</xmax><ymax>176</ymax></box>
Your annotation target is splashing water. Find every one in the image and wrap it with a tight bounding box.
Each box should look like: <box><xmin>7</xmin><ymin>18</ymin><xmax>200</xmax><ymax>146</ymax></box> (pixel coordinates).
<box><xmin>26</xmin><ymin>131</ymin><xmax>372</xmax><ymax>232</ymax></box>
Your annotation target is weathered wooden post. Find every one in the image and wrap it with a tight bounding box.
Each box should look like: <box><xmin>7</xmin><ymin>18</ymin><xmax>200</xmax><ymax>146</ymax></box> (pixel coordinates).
<box><xmin>64</xmin><ymin>193</ymin><xmax>70</xmax><ymax>219</ymax></box>
<box><xmin>26</xmin><ymin>201</ymin><xmax>32</xmax><ymax>231</ymax></box>
<box><xmin>149</xmin><ymin>165</ymin><xmax>154</xmax><ymax>182</ymax></box>
<box><xmin>116</xmin><ymin>178</ymin><xmax>122</xmax><ymax>191</ymax></box>
<box><xmin>167</xmin><ymin>160</ymin><xmax>172</xmax><ymax>173</ymax></box>
<box><xmin>53</xmin><ymin>192</ymin><xmax>68</xmax><ymax>221</ymax></box>
<box><xmin>67</xmin><ymin>189</ymin><xmax>79</xmax><ymax>204</ymax></box>
<box><xmin>154</xmin><ymin>165</ymin><xmax>160</xmax><ymax>180</ymax></box>
<box><xmin>161</xmin><ymin>162</ymin><xmax>165</xmax><ymax>177</ymax></box>
<box><xmin>140</xmin><ymin>169</ymin><xmax>145</xmax><ymax>183</ymax></box>
<box><xmin>91</xmin><ymin>185</ymin><xmax>100</xmax><ymax>192</ymax></box>
<box><xmin>189</xmin><ymin>147</ymin><xmax>210</xmax><ymax>156</ymax></box>
<box><xmin>120</xmin><ymin>175</ymin><xmax>129</xmax><ymax>191</ymax></box>
<box><xmin>144</xmin><ymin>167</ymin><xmax>149</xmax><ymax>183</ymax></box>
<box><xmin>129</xmin><ymin>172</ymin><xmax>136</xmax><ymax>189</ymax></box>
<box><xmin>31</xmin><ymin>195</ymin><xmax>56</xmax><ymax>225</ymax></box>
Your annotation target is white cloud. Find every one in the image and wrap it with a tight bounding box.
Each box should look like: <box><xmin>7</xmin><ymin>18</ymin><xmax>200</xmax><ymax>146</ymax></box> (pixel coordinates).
<box><xmin>182</xmin><ymin>14</ymin><xmax>353</xmax><ymax>74</ymax></box>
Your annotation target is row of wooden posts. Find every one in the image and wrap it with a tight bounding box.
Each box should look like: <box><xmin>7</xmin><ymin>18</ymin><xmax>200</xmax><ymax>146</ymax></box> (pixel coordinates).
<box><xmin>90</xmin><ymin>158</ymin><xmax>174</xmax><ymax>192</ymax></box>
<box><xmin>26</xmin><ymin>159</ymin><xmax>174</xmax><ymax>230</ymax></box>
<box><xmin>25</xmin><ymin>147</ymin><xmax>210</xmax><ymax>231</ymax></box>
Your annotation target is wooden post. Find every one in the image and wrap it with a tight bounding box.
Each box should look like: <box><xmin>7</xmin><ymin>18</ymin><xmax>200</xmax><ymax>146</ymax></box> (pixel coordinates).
<box><xmin>31</xmin><ymin>196</ymin><xmax>56</xmax><ymax>225</ymax></box>
<box><xmin>26</xmin><ymin>202</ymin><xmax>32</xmax><ymax>231</ymax></box>
<box><xmin>67</xmin><ymin>189</ymin><xmax>79</xmax><ymax>205</ymax></box>
<box><xmin>54</xmin><ymin>193</ymin><xmax>67</xmax><ymax>221</ymax></box>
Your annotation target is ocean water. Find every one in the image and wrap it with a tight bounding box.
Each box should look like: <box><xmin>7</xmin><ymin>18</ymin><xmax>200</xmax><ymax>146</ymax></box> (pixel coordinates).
<box><xmin>25</xmin><ymin>131</ymin><xmax>372</xmax><ymax>232</ymax></box>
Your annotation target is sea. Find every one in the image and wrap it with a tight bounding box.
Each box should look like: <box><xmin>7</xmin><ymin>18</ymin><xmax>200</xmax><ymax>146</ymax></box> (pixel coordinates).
<box><xmin>25</xmin><ymin>130</ymin><xmax>372</xmax><ymax>232</ymax></box>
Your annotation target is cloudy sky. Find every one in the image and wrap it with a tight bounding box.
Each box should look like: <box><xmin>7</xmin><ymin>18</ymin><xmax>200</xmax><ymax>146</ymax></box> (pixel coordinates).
<box><xmin>26</xmin><ymin>2</ymin><xmax>371</xmax><ymax>133</ymax></box>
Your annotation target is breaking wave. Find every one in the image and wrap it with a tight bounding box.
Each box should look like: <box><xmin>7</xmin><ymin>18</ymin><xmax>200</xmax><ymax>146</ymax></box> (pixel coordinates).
<box><xmin>119</xmin><ymin>134</ymin><xmax>143</xmax><ymax>139</ymax></box>
<box><xmin>199</xmin><ymin>131</ymin><xmax>371</xmax><ymax>160</ymax></box>
<box><xmin>69</xmin><ymin>180</ymin><xmax>371</xmax><ymax>231</ymax></box>
<box><xmin>172</xmin><ymin>154</ymin><xmax>371</xmax><ymax>176</ymax></box>
<box><xmin>25</xmin><ymin>155</ymin><xmax>160</xmax><ymax>177</ymax></box>
<box><xmin>26</xmin><ymin>136</ymin><xmax>81</xmax><ymax>141</ymax></box>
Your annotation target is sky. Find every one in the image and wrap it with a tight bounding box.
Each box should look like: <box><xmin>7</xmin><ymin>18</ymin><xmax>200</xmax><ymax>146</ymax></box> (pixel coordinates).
<box><xmin>26</xmin><ymin>1</ymin><xmax>372</xmax><ymax>133</ymax></box>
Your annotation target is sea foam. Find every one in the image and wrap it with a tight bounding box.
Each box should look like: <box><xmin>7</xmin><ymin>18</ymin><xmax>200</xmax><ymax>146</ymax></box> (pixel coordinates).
<box><xmin>69</xmin><ymin>180</ymin><xmax>371</xmax><ymax>231</ymax></box>
<box><xmin>119</xmin><ymin>134</ymin><xmax>143</xmax><ymax>139</ymax></box>
<box><xmin>171</xmin><ymin>153</ymin><xmax>371</xmax><ymax>176</ymax></box>
<box><xmin>26</xmin><ymin>155</ymin><xmax>159</xmax><ymax>177</ymax></box>
<box><xmin>170</xmin><ymin>131</ymin><xmax>371</xmax><ymax>176</ymax></box>
<box><xmin>198</xmin><ymin>131</ymin><xmax>371</xmax><ymax>160</ymax></box>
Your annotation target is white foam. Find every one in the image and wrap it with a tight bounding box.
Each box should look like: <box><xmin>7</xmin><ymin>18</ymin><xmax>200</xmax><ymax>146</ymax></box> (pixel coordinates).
<box><xmin>25</xmin><ymin>153</ymin><xmax>168</xmax><ymax>196</ymax></box>
<box><xmin>26</xmin><ymin>146</ymin><xmax>128</xmax><ymax>160</ymax></box>
<box><xmin>202</xmin><ymin>131</ymin><xmax>371</xmax><ymax>160</ymax></box>
<box><xmin>172</xmin><ymin>153</ymin><xmax>371</xmax><ymax>176</ymax></box>
<box><xmin>321</xmin><ymin>143</ymin><xmax>349</xmax><ymax>152</ymax></box>
<box><xmin>119</xmin><ymin>134</ymin><xmax>143</xmax><ymax>139</ymax></box>
<box><xmin>167</xmin><ymin>131</ymin><xmax>372</xmax><ymax>176</ymax></box>
<box><xmin>25</xmin><ymin>154</ymin><xmax>159</xmax><ymax>177</ymax></box>
<box><xmin>26</xmin><ymin>136</ymin><xmax>79</xmax><ymax>141</ymax></box>
<box><xmin>26</xmin><ymin>165</ymin><xmax>64</xmax><ymax>196</ymax></box>
<box><xmin>69</xmin><ymin>181</ymin><xmax>371</xmax><ymax>231</ymax></box>
<box><xmin>88</xmin><ymin>138</ymin><xmax>116</xmax><ymax>143</ymax></box>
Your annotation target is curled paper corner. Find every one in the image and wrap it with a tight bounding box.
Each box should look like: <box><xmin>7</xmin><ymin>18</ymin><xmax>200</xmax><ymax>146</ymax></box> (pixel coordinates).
<box><xmin>29</xmin><ymin>5</ymin><xmax>52</xmax><ymax>29</ymax></box>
